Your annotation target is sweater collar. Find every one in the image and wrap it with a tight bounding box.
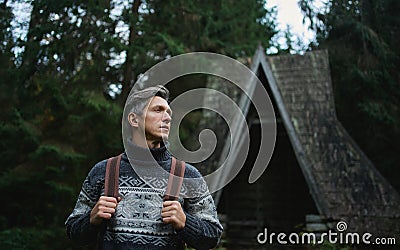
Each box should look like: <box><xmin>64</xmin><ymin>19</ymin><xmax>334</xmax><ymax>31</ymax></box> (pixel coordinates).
<box><xmin>125</xmin><ymin>138</ymin><xmax>171</xmax><ymax>163</ymax></box>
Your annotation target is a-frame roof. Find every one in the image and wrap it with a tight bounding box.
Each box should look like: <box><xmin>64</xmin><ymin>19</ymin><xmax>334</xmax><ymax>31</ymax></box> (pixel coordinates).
<box><xmin>216</xmin><ymin>46</ymin><xmax>400</xmax><ymax>234</ymax></box>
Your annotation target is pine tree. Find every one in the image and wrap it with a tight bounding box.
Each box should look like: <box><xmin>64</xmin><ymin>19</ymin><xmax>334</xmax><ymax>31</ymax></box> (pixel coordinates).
<box><xmin>0</xmin><ymin>0</ymin><xmax>278</xmax><ymax>247</ymax></box>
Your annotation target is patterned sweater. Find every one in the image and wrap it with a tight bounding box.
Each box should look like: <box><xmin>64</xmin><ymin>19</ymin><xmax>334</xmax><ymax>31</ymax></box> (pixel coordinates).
<box><xmin>65</xmin><ymin>142</ymin><xmax>223</xmax><ymax>250</ymax></box>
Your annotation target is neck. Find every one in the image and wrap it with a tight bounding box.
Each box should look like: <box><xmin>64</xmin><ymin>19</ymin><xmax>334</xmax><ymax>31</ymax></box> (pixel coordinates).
<box><xmin>148</xmin><ymin>140</ymin><xmax>162</xmax><ymax>149</ymax></box>
<box><xmin>132</xmin><ymin>132</ymin><xmax>162</xmax><ymax>149</ymax></box>
<box><xmin>125</xmin><ymin>137</ymin><xmax>170</xmax><ymax>163</ymax></box>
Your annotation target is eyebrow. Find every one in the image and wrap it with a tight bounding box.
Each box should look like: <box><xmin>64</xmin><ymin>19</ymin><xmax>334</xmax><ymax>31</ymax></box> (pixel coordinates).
<box><xmin>152</xmin><ymin>104</ymin><xmax>172</xmax><ymax>115</ymax></box>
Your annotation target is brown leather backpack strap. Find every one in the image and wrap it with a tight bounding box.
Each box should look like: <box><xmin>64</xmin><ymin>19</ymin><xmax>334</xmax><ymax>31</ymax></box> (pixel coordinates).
<box><xmin>98</xmin><ymin>154</ymin><xmax>122</xmax><ymax>250</ymax></box>
<box><xmin>164</xmin><ymin>157</ymin><xmax>186</xmax><ymax>201</ymax></box>
<box><xmin>104</xmin><ymin>154</ymin><xmax>122</xmax><ymax>198</ymax></box>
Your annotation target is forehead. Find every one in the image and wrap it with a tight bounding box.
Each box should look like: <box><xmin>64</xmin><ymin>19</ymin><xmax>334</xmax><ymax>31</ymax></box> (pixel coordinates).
<box><xmin>147</xmin><ymin>96</ymin><xmax>171</xmax><ymax>110</ymax></box>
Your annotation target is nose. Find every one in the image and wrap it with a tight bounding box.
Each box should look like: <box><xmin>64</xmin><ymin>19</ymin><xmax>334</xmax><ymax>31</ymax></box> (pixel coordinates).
<box><xmin>163</xmin><ymin>111</ymin><xmax>172</xmax><ymax>123</ymax></box>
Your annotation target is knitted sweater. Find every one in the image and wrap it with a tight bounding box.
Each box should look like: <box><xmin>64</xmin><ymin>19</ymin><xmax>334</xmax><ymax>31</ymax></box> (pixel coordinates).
<box><xmin>65</xmin><ymin>142</ymin><xmax>223</xmax><ymax>250</ymax></box>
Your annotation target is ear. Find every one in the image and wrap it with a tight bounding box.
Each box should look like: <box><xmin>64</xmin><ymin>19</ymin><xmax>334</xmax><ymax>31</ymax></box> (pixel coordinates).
<box><xmin>128</xmin><ymin>112</ymin><xmax>139</xmax><ymax>128</ymax></box>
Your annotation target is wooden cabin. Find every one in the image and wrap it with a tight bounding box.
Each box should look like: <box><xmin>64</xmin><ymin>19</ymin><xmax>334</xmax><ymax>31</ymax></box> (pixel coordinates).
<box><xmin>205</xmin><ymin>47</ymin><xmax>400</xmax><ymax>248</ymax></box>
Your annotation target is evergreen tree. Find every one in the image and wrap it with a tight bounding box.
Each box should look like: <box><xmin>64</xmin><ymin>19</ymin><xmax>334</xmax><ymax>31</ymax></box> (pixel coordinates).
<box><xmin>0</xmin><ymin>0</ymin><xmax>278</xmax><ymax>248</ymax></box>
<box><xmin>0</xmin><ymin>0</ymin><xmax>122</xmax><ymax>248</ymax></box>
<box><xmin>116</xmin><ymin>0</ymin><xmax>277</xmax><ymax>101</ymax></box>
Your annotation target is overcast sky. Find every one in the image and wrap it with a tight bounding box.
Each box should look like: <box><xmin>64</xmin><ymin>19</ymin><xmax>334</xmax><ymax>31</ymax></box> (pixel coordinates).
<box><xmin>266</xmin><ymin>0</ymin><xmax>328</xmax><ymax>53</ymax></box>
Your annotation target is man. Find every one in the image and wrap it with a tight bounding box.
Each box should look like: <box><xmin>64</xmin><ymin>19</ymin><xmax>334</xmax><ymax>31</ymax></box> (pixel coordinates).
<box><xmin>65</xmin><ymin>85</ymin><xmax>223</xmax><ymax>249</ymax></box>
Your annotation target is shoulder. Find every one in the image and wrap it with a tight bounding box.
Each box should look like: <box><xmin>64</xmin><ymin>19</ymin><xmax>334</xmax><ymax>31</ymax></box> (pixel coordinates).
<box><xmin>181</xmin><ymin>162</ymin><xmax>211</xmax><ymax>198</ymax></box>
<box><xmin>183</xmin><ymin>162</ymin><xmax>203</xmax><ymax>179</ymax></box>
<box><xmin>90</xmin><ymin>159</ymin><xmax>107</xmax><ymax>174</ymax></box>
<box><xmin>85</xmin><ymin>159</ymin><xmax>107</xmax><ymax>184</ymax></box>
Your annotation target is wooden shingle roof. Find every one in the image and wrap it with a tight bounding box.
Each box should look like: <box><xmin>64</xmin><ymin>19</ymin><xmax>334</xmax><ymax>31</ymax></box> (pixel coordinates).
<box><xmin>258</xmin><ymin>47</ymin><xmax>400</xmax><ymax>233</ymax></box>
<box><xmin>214</xmin><ymin>46</ymin><xmax>400</xmax><ymax>236</ymax></box>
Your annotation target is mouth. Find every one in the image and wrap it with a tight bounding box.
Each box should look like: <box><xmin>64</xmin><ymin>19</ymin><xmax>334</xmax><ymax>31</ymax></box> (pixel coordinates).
<box><xmin>160</xmin><ymin>125</ymin><xmax>170</xmax><ymax>131</ymax></box>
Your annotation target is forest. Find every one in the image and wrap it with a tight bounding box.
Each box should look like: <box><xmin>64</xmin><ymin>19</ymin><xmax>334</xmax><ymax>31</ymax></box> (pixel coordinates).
<box><xmin>0</xmin><ymin>0</ymin><xmax>399</xmax><ymax>248</ymax></box>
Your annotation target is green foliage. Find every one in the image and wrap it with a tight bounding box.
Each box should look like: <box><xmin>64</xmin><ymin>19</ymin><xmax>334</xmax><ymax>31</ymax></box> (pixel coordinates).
<box><xmin>0</xmin><ymin>227</ymin><xmax>74</xmax><ymax>249</ymax></box>
<box><xmin>143</xmin><ymin>0</ymin><xmax>276</xmax><ymax>57</ymax></box>
<box><xmin>0</xmin><ymin>0</ymin><xmax>278</xmax><ymax>248</ymax></box>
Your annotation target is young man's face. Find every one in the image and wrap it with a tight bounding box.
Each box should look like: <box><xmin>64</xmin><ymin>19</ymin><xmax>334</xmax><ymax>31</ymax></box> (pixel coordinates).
<box><xmin>139</xmin><ymin>96</ymin><xmax>172</xmax><ymax>142</ymax></box>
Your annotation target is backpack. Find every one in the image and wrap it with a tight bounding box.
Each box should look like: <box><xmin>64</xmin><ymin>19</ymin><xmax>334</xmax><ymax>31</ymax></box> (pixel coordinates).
<box><xmin>97</xmin><ymin>154</ymin><xmax>186</xmax><ymax>249</ymax></box>
<box><xmin>104</xmin><ymin>154</ymin><xmax>186</xmax><ymax>200</ymax></box>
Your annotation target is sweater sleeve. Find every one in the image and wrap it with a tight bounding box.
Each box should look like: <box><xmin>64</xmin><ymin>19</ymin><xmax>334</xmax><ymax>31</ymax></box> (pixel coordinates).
<box><xmin>176</xmin><ymin>164</ymin><xmax>223</xmax><ymax>249</ymax></box>
<box><xmin>177</xmin><ymin>194</ymin><xmax>223</xmax><ymax>249</ymax></box>
<box><xmin>65</xmin><ymin>162</ymin><xmax>105</xmax><ymax>246</ymax></box>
